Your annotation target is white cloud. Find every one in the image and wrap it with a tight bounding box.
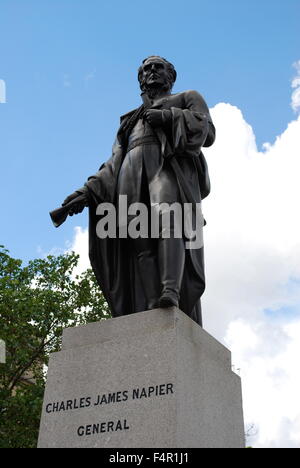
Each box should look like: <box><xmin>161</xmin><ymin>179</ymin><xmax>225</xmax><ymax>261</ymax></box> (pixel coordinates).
<box><xmin>201</xmin><ymin>101</ymin><xmax>300</xmax><ymax>447</ymax></box>
<box><xmin>225</xmin><ymin>318</ymin><xmax>300</xmax><ymax>448</ymax></box>
<box><xmin>203</xmin><ymin>103</ymin><xmax>300</xmax><ymax>336</ymax></box>
<box><xmin>66</xmin><ymin>83</ymin><xmax>300</xmax><ymax>447</ymax></box>
<box><xmin>63</xmin><ymin>74</ymin><xmax>71</xmax><ymax>88</ymax></box>
<box><xmin>84</xmin><ymin>70</ymin><xmax>96</xmax><ymax>86</ymax></box>
<box><xmin>66</xmin><ymin>226</ymin><xmax>89</xmax><ymax>278</ymax></box>
<box><xmin>291</xmin><ymin>60</ymin><xmax>300</xmax><ymax>113</ymax></box>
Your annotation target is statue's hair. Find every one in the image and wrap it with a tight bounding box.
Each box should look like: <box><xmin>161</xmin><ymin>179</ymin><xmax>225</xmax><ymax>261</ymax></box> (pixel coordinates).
<box><xmin>138</xmin><ymin>56</ymin><xmax>177</xmax><ymax>91</ymax></box>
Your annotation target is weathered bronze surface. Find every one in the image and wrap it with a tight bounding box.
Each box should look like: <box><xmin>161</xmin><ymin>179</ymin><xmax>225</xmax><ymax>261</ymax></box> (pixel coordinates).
<box><xmin>51</xmin><ymin>56</ymin><xmax>215</xmax><ymax>326</ymax></box>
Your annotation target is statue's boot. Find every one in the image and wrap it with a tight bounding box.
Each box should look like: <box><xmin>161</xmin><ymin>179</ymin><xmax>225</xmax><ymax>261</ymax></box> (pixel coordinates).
<box><xmin>135</xmin><ymin>248</ymin><xmax>160</xmax><ymax>310</ymax></box>
<box><xmin>158</xmin><ymin>237</ymin><xmax>185</xmax><ymax>308</ymax></box>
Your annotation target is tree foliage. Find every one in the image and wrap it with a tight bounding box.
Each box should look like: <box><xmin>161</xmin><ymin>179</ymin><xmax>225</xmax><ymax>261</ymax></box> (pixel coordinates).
<box><xmin>0</xmin><ymin>245</ymin><xmax>110</xmax><ymax>448</ymax></box>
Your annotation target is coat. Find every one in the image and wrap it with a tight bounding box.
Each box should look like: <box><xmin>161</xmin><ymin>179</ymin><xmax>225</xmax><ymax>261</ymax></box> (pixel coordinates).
<box><xmin>83</xmin><ymin>90</ymin><xmax>215</xmax><ymax>325</ymax></box>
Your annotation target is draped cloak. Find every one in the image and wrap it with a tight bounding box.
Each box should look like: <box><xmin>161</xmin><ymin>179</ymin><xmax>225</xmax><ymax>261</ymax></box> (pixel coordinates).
<box><xmin>82</xmin><ymin>90</ymin><xmax>215</xmax><ymax>326</ymax></box>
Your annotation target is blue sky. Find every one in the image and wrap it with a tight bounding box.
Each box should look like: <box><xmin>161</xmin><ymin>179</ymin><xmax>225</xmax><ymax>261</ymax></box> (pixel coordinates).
<box><xmin>1</xmin><ymin>1</ymin><xmax>300</xmax><ymax>448</ymax></box>
<box><xmin>0</xmin><ymin>0</ymin><xmax>299</xmax><ymax>260</ymax></box>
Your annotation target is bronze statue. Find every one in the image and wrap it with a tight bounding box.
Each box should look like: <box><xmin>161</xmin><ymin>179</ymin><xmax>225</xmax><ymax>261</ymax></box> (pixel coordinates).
<box><xmin>51</xmin><ymin>56</ymin><xmax>215</xmax><ymax>326</ymax></box>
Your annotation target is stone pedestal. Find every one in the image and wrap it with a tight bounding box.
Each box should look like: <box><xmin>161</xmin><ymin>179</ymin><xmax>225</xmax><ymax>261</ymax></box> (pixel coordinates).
<box><xmin>38</xmin><ymin>308</ymin><xmax>245</xmax><ymax>448</ymax></box>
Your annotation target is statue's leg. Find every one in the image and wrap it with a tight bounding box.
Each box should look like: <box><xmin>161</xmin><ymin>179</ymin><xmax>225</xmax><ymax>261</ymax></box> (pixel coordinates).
<box><xmin>131</xmin><ymin>238</ymin><xmax>160</xmax><ymax>310</ymax></box>
<box><xmin>158</xmin><ymin>234</ymin><xmax>185</xmax><ymax>309</ymax></box>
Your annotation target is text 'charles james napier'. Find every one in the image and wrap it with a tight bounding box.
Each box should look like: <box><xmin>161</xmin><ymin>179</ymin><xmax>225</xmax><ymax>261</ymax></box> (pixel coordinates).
<box><xmin>45</xmin><ymin>382</ymin><xmax>174</xmax><ymax>414</ymax></box>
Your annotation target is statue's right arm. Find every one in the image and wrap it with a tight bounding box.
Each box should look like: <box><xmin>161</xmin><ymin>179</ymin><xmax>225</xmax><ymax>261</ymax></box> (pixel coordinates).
<box><xmin>62</xmin><ymin>143</ymin><xmax>118</xmax><ymax>216</ymax></box>
<box><xmin>84</xmin><ymin>138</ymin><xmax>122</xmax><ymax>205</ymax></box>
<box><xmin>62</xmin><ymin>186</ymin><xmax>89</xmax><ymax>216</ymax></box>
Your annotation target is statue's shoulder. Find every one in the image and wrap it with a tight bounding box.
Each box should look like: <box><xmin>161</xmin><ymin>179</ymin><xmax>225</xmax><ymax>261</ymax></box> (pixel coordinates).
<box><xmin>181</xmin><ymin>89</ymin><xmax>206</xmax><ymax>102</ymax></box>
<box><xmin>175</xmin><ymin>89</ymin><xmax>201</xmax><ymax>97</ymax></box>
<box><xmin>169</xmin><ymin>90</ymin><xmax>205</xmax><ymax>105</ymax></box>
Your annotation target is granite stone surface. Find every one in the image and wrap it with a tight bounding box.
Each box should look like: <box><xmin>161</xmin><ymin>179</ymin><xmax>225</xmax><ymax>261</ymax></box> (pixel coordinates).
<box><xmin>38</xmin><ymin>308</ymin><xmax>245</xmax><ymax>448</ymax></box>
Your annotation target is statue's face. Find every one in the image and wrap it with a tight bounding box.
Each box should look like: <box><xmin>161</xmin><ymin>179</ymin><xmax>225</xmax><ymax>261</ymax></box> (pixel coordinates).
<box><xmin>140</xmin><ymin>58</ymin><xmax>169</xmax><ymax>89</ymax></box>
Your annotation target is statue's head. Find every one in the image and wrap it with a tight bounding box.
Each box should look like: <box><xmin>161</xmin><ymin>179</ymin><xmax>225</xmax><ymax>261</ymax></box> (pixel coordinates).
<box><xmin>138</xmin><ymin>56</ymin><xmax>177</xmax><ymax>94</ymax></box>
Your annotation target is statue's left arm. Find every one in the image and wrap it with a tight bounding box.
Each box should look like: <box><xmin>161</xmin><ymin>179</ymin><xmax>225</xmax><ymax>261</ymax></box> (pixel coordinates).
<box><xmin>164</xmin><ymin>90</ymin><xmax>215</xmax><ymax>157</ymax></box>
<box><xmin>182</xmin><ymin>89</ymin><xmax>215</xmax><ymax>147</ymax></box>
<box><xmin>144</xmin><ymin>90</ymin><xmax>215</xmax><ymax>158</ymax></box>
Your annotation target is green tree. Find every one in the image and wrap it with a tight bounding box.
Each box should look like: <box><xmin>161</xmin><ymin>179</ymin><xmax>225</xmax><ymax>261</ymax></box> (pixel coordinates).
<box><xmin>0</xmin><ymin>246</ymin><xmax>110</xmax><ymax>448</ymax></box>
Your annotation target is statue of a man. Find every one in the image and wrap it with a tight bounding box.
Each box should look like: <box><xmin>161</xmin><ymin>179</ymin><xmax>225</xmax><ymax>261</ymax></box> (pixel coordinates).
<box><xmin>56</xmin><ymin>56</ymin><xmax>215</xmax><ymax>326</ymax></box>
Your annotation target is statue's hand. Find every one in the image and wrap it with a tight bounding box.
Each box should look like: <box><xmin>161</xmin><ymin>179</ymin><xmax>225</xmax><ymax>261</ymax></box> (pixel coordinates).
<box><xmin>62</xmin><ymin>191</ymin><xmax>80</xmax><ymax>206</ymax></box>
<box><xmin>143</xmin><ymin>109</ymin><xmax>163</xmax><ymax>127</ymax></box>
<box><xmin>62</xmin><ymin>191</ymin><xmax>89</xmax><ymax>216</ymax></box>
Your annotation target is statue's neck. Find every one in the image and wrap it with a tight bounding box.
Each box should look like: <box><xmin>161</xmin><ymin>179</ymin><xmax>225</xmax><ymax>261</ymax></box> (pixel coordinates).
<box><xmin>141</xmin><ymin>88</ymin><xmax>171</xmax><ymax>105</ymax></box>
